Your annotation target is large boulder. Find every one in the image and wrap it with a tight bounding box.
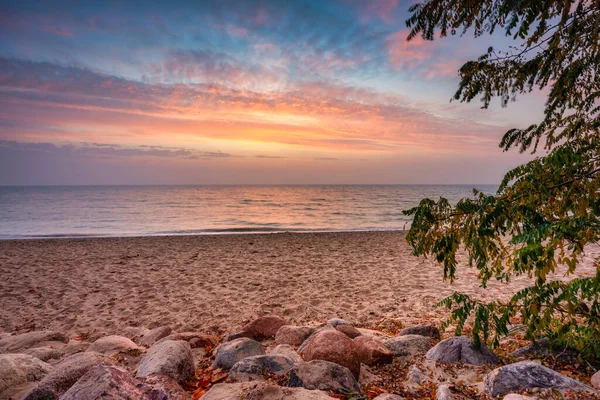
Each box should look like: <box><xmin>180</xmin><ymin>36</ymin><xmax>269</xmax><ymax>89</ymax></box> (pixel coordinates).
<box><xmin>288</xmin><ymin>360</ymin><xmax>360</xmax><ymax>393</ymax></box>
<box><xmin>242</xmin><ymin>316</ymin><xmax>287</xmax><ymax>339</ymax></box>
<box><xmin>399</xmin><ymin>324</ymin><xmax>440</xmax><ymax>339</ymax></box>
<box><xmin>60</xmin><ymin>365</ymin><xmax>147</xmax><ymax>400</ymax></box>
<box><xmin>383</xmin><ymin>334</ymin><xmax>433</xmax><ymax>357</ymax></box>
<box><xmin>0</xmin><ymin>354</ymin><xmax>53</xmax><ymax>394</ymax></box>
<box><xmin>354</xmin><ymin>336</ymin><xmax>393</xmax><ymax>366</ymax></box>
<box><xmin>275</xmin><ymin>326</ymin><xmax>316</xmax><ymax>347</ymax></box>
<box><xmin>0</xmin><ymin>331</ymin><xmax>69</xmax><ymax>352</ymax></box>
<box><xmin>229</xmin><ymin>355</ymin><xmax>296</xmax><ymax>382</ymax></box>
<box><xmin>157</xmin><ymin>332</ymin><xmax>218</xmax><ymax>349</ymax></box>
<box><xmin>88</xmin><ymin>335</ymin><xmax>141</xmax><ymax>354</ymax></box>
<box><xmin>213</xmin><ymin>338</ymin><xmax>265</xmax><ymax>371</ymax></box>
<box><xmin>139</xmin><ymin>326</ymin><xmax>172</xmax><ymax>347</ymax></box>
<box><xmin>426</xmin><ymin>336</ymin><xmax>498</xmax><ymax>366</ymax></box>
<box><xmin>22</xmin><ymin>351</ymin><xmax>116</xmax><ymax>400</ymax></box>
<box><xmin>300</xmin><ymin>329</ymin><xmax>362</xmax><ymax>379</ymax></box>
<box><xmin>136</xmin><ymin>340</ymin><xmax>194</xmax><ymax>383</ymax></box>
<box><xmin>484</xmin><ymin>360</ymin><xmax>596</xmax><ymax>397</ymax></box>
<box><xmin>200</xmin><ymin>381</ymin><xmax>332</xmax><ymax>399</ymax></box>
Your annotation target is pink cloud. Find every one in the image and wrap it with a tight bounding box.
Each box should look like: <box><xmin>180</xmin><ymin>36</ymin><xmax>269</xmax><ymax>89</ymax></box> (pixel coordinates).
<box><xmin>362</xmin><ymin>0</ymin><xmax>399</xmax><ymax>24</ymax></box>
<box><xmin>41</xmin><ymin>27</ymin><xmax>72</xmax><ymax>37</ymax></box>
<box><xmin>387</xmin><ymin>30</ymin><xmax>433</xmax><ymax>69</ymax></box>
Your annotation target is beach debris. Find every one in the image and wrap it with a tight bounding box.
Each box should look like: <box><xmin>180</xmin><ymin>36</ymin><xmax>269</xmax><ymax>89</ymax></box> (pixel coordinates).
<box><xmin>383</xmin><ymin>334</ymin><xmax>433</xmax><ymax>358</ymax></box>
<box><xmin>0</xmin><ymin>354</ymin><xmax>53</xmax><ymax>395</ymax></box>
<box><xmin>229</xmin><ymin>354</ymin><xmax>296</xmax><ymax>382</ymax></box>
<box><xmin>336</xmin><ymin>324</ymin><xmax>363</xmax><ymax>339</ymax></box>
<box><xmin>300</xmin><ymin>328</ymin><xmax>362</xmax><ymax>379</ymax></box>
<box><xmin>212</xmin><ymin>337</ymin><xmax>265</xmax><ymax>370</ymax></box>
<box><xmin>270</xmin><ymin>344</ymin><xmax>304</xmax><ymax>363</ymax></box>
<box><xmin>60</xmin><ymin>364</ymin><xmax>147</xmax><ymax>400</ymax></box>
<box><xmin>275</xmin><ymin>325</ymin><xmax>316</xmax><ymax>346</ymax></box>
<box><xmin>426</xmin><ymin>336</ymin><xmax>499</xmax><ymax>366</ymax></box>
<box><xmin>484</xmin><ymin>360</ymin><xmax>596</xmax><ymax>397</ymax></box>
<box><xmin>199</xmin><ymin>381</ymin><xmax>333</xmax><ymax>399</ymax></box>
<box><xmin>288</xmin><ymin>359</ymin><xmax>360</xmax><ymax>393</ymax></box>
<box><xmin>139</xmin><ymin>326</ymin><xmax>173</xmax><ymax>347</ymax></box>
<box><xmin>136</xmin><ymin>340</ymin><xmax>194</xmax><ymax>383</ymax></box>
<box><xmin>0</xmin><ymin>330</ymin><xmax>69</xmax><ymax>353</ymax></box>
<box><xmin>157</xmin><ymin>332</ymin><xmax>218</xmax><ymax>349</ymax></box>
<box><xmin>22</xmin><ymin>351</ymin><xmax>117</xmax><ymax>400</ymax></box>
<box><xmin>399</xmin><ymin>324</ymin><xmax>441</xmax><ymax>340</ymax></box>
<box><xmin>354</xmin><ymin>335</ymin><xmax>394</xmax><ymax>366</ymax></box>
<box><xmin>241</xmin><ymin>315</ymin><xmax>287</xmax><ymax>339</ymax></box>
<box><xmin>87</xmin><ymin>335</ymin><xmax>141</xmax><ymax>354</ymax></box>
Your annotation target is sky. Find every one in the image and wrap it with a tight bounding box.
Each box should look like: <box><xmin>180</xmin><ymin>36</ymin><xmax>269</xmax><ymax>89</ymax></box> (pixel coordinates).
<box><xmin>0</xmin><ymin>0</ymin><xmax>545</xmax><ymax>185</ymax></box>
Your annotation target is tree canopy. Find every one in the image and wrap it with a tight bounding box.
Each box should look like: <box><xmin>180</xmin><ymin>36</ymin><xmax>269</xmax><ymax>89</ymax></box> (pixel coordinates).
<box><xmin>403</xmin><ymin>0</ymin><xmax>600</xmax><ymax>364</ymax></box>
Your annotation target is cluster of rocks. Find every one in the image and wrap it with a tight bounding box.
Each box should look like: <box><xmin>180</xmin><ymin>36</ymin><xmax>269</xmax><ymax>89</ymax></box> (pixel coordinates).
<box><xmin>0</xmin><ymin>316</ymin><xmax>599</xmax><ymax>399</ymax></box>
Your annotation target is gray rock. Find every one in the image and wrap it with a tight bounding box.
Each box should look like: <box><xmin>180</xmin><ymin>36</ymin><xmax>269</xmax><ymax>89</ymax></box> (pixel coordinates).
<box><xmin>484</xmin><ymin>360</ymin><xmax>596</xmax><ymax>397</ymax></box>
<box><xmin>60</xmin><ymin>364</ymin><xmax>146</xmax><ymax>400</ymax></box>
<box><xmin>383</xmin><ymin>334</ymin><xmax>433</xmax><ymax>357</ymax></box>
<box><xmin>229</xmin><ymin>354</ymin><xmax>296</xmax><ymax>382</ymax></box>
<box><xmin>22</xmin><ymin>346</ymin><xmax>63</xmax><ymax>362</ymax></box>
<box><xmin>327</xmin><ymin>318</ymin><xmax>352</xmax><ymax>328</ymax></box>
<box><xmin>373</xmin><ymin>395</ymin><xmax>405</xmax><ymax>400</ymax></box>
<box><xmin>136</xmin><ymin>340</ymin><xmax>194</xmax><ymax>383</ymax></box>
<box><xmin>225</xmin><ymin>332</ymin><xmax>253</xmax><ymax>342</ymax></box>
<box><xmin>288</xmin><ymin>360</ymin><xmax>360</xmax><ymax>393</ymax></box>
<box><xmin>0</xmin><ymin>331</ymin><xmax>69</xmax><ymax>352</ymax></box>
<box><xmin>212</xmin><ymin>338</ymin><xmax>265</xmax><ymax>371</ymax></box>
<box><xmin>200</xmin><ymin>381</ymin><xmax>333</xmax><ymax>399</ymax></box>
<box><xmin>22</xmin><ymin>351</ymin><xmax>116</xmax><ymax>400</ymax></box>
<box><xmin>139</xmin><ymin>326</ymin><xmax>172</xmax><ymax>347</ymax></box>
<box><xmin>399</xmin><ymin>324</ymin><xmax>440</xmax><ymax>339</ymax></box>
<box><xmin>0</xmin><ymin>354</ymin><xmax>53</xmax><ymax>394</ymax></box>
<box><xmin>426</xmin><ymin>336</ymin><xmax>499</xmax><ymax>366</ymax></box>
<box><xmin>88</xmin><ymin>335</ymin><xmax>141</xmax><ymax>354</ymax></box>
<box><xmin>436</xmin><ymin>384</ymin><xmax>455</xmax><ymax>400</ymax></box>
<box><xmin>275</xmin><ymin>325</ymin><xmax>316</xmax><ymax>346</ymax></box>
<box><xmin>509</xmin><ymin>338</ymin><xmax>553</xmax><ymax>358</ymax></box>
<box><xmin>157</xmin><ymin>332</ymin><xmax>218</xmax><ymax>349</ymax></box>
<box><xmin>270</xmin><ymin>344</ymin><xmax>304</xmax><ymax>364</ymax></box>
<box><xmin>405</xmin><ymin>365</ymin><xmax>428</xmax><ymax>387</ymax></box>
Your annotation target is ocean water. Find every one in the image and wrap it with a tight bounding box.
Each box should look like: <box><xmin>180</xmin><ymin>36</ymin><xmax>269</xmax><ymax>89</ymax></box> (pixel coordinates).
<box><xmin>0</xmin><ymin>185</ymin><xmax>498</xmax><ymax>239</ymax></box>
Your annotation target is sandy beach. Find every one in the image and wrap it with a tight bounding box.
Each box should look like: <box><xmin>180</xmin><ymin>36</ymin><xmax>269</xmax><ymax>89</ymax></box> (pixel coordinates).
<box><xmin>1</xmin><ymin>231</ymin><xmax>597</xmax><ymax>338</ymax></box>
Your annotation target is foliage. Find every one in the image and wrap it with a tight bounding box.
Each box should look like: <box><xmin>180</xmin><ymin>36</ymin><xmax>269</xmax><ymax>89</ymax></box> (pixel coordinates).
<box><xmin>403</xmin><ymin>0</ymin><xmax>600</xmax><ymax>364</ymax></box>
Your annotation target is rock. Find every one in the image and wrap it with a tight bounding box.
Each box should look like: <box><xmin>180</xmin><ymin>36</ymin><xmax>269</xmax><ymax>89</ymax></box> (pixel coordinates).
<box><xmin>88</xmin><ymin>335</ymin><xmax>141</xmax><ymax>354</ymax></box>
<box><xmin>271</xmin><ymin>344</ymin><xmax>304</xmax><ymax>364</ymax></box>
<box><xmin>213</xmin><ymin>338</ymin><xmax>265</xmax><ymax>371</ymax></box>
<box><xmin>242</xmin><ymin>315</ymin><xmax>287</xmax><ymax>339</ymax></box>
<box><xmin>139</xmin><ymin>326</ymin><xmax>172</xmax><ymax>347</ymax></box>
<box><xmin>275</xmin><ymin>325</ymin><xmax>316</xmax><ymax>346</ymax></box>
<box><xmin>0</xmin><ymin>354</ymin><xmax>53</xmax><ymax>394</ymax></box>
<box><xmin>327</xmin><ymin>318</ymin><xmax>352</xmax><ymax>327</ymax></box>
<box><xmin>509</xmin><ymin>338</ymin><xmax>553</xmax><ymax>358</ymax></box>
<box><xmin>225</xmin><ymin>331</ymin><xmax>254</xmax><ymax>342</ymax></box>
<box><xmin>22</xmin><ymin>346</ymin><xmax>63</xmax><ymax>362</ymax></box>
<box><xmin>405</xmin><ymin>365</ymin><xmax>428</xmax><ymax>387</ymax></box>
<box><xmin>297</xmin><ymin>326</ymin><xmax>335</xmax><ymax>355</ymax></box>
<box><xmin>288</xmin><ymin>360</ymin><xmax>360</xmax><ymax>393</ymax></box>
<box><xmin>503</xmin><ymin>395</ymin><xmax>538</xmax><ymax>400</ymax></box>
<box><xmin>229</xmin><ymin>354</ymin><xmax>296</xmax><ymax>382</ymax></box>
<box><xmin>300</xmin><ymin>329</ymin><xmax>362</xmax><ymax>379</ymax></box>
<box><xmin>426</xmin><ymin>336</ymin><xmax>498</xmax><ymax>366</ymax></box>
<box><xmin>0</xmin><ymin>330</ymin><xmax>69</xmax><ymax>352</ymax></box>
<box><xmin>484</xmin><ymin>360</ymin><xmax>596</xmax><ymax>397</ymax></box>
<box><xmin>144</xmin><ymin>374</ymin><xmax>189</xmax><ymax>400</ymax></box>
<box><xmin>383</xmin><ymin>334</ymin><xmax>433</xmax><ymax>357</ymax></box>
<box><xmin>136</xmin><ymin>340</ymin><xmax>194</xmax><ymax>383</ymax></box>
<box><xmin>22</xmin><ymin>351</ymin><xmax>116</xmax><ymax>400</ymax></box>
<box><xmin>373</xmin><ymin>395</ymin><xmax>405</xmax><ymax>400</ymax></box>
<box><xmin>60</xmin><ymin>364</ymin><xmax>146</xmax><ymax>400</ymax></box>
<box><xmin>399</xmin><ymin>324</ymin><xmax>440</xmax><ymax>339</ymax></box>
<box><xmin>335</xmin><ymin>325</ymin><xmax>362</xmax><ymax>339</ymax></box>
<box><xmin>200</xmin><ymin>381</ymin><xmax>333</xmax><ymax>399</ymax></box>
<box><xmin>354</xmin><ymin>336</ymin><xmax>393</xmax><ymax>366</ymax></box>
<box><xmin>592</xmin><ymin>370</ymin><xmax>600</xmax><ymax>389</ymax></box>
<box><xmin>436</xmin><ymin>384</ymin><xmax>455</xmax><ymax>400</ymax></box>
<box><xmin>157</xmin><ymin>332</ymin><xmax>218</xmax><ymax>349</ymax></box>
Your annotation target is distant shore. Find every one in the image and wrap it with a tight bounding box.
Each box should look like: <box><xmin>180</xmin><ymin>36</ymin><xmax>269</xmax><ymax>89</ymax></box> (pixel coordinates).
<box><xmin>1</xmin><ymin>231</ymin><xmax>596</xmax><ymax>338</ymax></box>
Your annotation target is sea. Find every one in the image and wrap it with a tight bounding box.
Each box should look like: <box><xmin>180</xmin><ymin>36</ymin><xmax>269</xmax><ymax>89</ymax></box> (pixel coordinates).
<box><xmin>0</xmin><ymin>185</ymin><xmax>498</xmax><ymax>239</ymax></box>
